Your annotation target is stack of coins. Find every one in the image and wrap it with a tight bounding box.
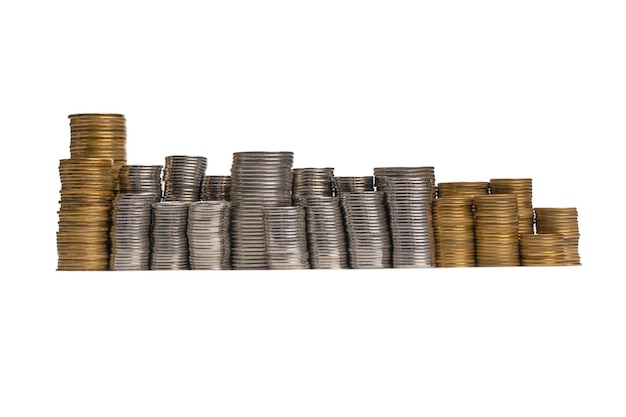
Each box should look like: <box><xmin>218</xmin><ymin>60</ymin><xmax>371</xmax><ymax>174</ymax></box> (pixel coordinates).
<box><xmin>519</xmin><ymin>233</ymin><xmax>566</xmax><ymax>266</ymax></box>
<box><xmin>384</xmin><ymin>177</ymin><xmax>436</xmax><ymax>268</ymax></box>
<box><xmin>187</xmin><ymin>201</ymin><xmax>231</xmax><ymax>270</ymax></box>
<box><xmin>229</xmin><ymin>152</ymin><xmax>294</xmax><ymax>269</ymax></box>
<box><xmin>150</xmin><ymin>201</ymin><xmax>190</xmax><ymax>270</ymax></box>
<box><xmin>534</xmin><ymin>207</ymin><xmax>581</xmax><ymax>265</ymax></box>
<box><xmin>489</xmin><ymin>178</ymin><xmax>534</xmax><ymax>235</ymax></box>
<box><xmin>300</xmin><ymin>196</ymin><xmax>349</xmax><ymax>269</ymax></box>
<box><xmin>436</xmin><ymin>182</ymin><xmax>489</xmax><ymax>199</ymax></box>
<box><xmin>68</xmin><ymin>113</ymin><xmax>127</xmax><ymax>194</ymax></box>
<box><xmin>109</xmin><ymin>193</ymin><xmax>155</xmax><ymax>270</ymax></box>
<box><xmin>333</xmin><ymin>176</ymin><xmax>374</xmax><ymax>196</ymax></box>
<box><xmin>373</xmin><ymin>167</ymin><xmax>436</xmax><ymax>192</ymax></box>
<box><xmin>473</xmin><ymin>194</ymin><xmax>521</xmax><ymax>267</ymax></box>
<box><xmin>57</xmin><ymin>158</ymin><xmax>115</xmax><ymax>270</ymax></box>
<box><xmin>341</xmin><ymin>191</ymin><xmax>392</xmax><ymax>268</ymax></box>
<box><xmin>119</xmin><ymin>165</ymin><xmax>163</xmax><ymax>201</ymax></box>
<box><xmin>432</xmin><ymin>197</ymin><xmax>476</xmax><ymax>267</ymax></box>
<box><xmin>163</xmin><ymin>155</ymin><xmax>207</xmax><ymax>202</ymax></box>
<box><xmin>292</xmin><ymin>168</ymin><xmax>335</xmax><ymax>203</ymax></box>
<box><xmin>201</xmin><ymin>175</ymin><xmax>231</xmax><ymax>201</ymax></box>
<box><xmin>263</xmin><ymin>206</ymin><xmax>310</xmax><ymax>269</ymax></box>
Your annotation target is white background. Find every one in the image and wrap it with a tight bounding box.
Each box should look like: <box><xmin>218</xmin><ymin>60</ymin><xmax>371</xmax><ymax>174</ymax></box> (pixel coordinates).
<box><xmin>1</xmin><ymin>1</ymin><xmax>625</xmax><ymax>416</ymax></box>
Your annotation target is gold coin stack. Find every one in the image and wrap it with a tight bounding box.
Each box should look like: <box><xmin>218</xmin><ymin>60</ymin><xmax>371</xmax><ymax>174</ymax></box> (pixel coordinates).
<box><xmin>68</xmin><ymin>113</ymin><xmax>127</xmax><ymax>194</ymax></box>
<box><xmin>519</xmin><ymin>233</ymin><xmax>566</xmax><ymax>266</ymax></box>
<box><xmin>473</xmin><ymin>194</ymin><xmax>521</xmax><ymax>267</ymax></box>
<box><xmin>57</xmin><ymin>158</ymin><xmax>115</xmax><ymax>270</ymax></box>
<box><xmin>436</xmin><ymin>182</ymin><xmax>490</xmax><ymax>199</ymax></box>
<box><xmin>534</xmin><ymin>207</ymin><xmax>581</xmax><ymax>265</ymax></box>
<box><xmin>432</xmin><ymin>197</ymin><xmax>476</xmax><ymax>267</ymax></box>
<box><xmin>489</xmin><ymin>178</ymin><xmax>534</xmax><ymax>235</ymax></box>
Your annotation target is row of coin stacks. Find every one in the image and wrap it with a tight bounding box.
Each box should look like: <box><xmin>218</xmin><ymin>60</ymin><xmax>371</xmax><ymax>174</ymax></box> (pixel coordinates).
<box><xmin>57</xmin><ymin>113</ymin><xmax>581</xmax><ymax>271</ymax></box>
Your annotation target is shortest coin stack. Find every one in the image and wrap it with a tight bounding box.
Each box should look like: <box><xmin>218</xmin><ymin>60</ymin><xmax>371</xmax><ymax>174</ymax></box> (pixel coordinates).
<box><xmin>263</xmin><ymin>206</ymin><xmax>310</xmax><ymax>269</ymax></box>
<box><xmin>151</xmin><ymin>201</ymin><xmax>191</xmax><ymax>270</ymax></box>
<box><xmin>109</xmin><ymin>193</ymin><xmax>155</xmax><ymax>270</ymax></box>
<box><xmin>520</xmin><ymin>234</ymin><xmax>566</xmax><ymax>266</ymax></box>
<box><xmin>534</xmin><ymin>207</ymin><xmax>581</xmax><ymax>265</ymax></box>
<box><xmin>187</xmin><ymin>201</ymin><xmax>232</xmax><ymax>270</ymax></box>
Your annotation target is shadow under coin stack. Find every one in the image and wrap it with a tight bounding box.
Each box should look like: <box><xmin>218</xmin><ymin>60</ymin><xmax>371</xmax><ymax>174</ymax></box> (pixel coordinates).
<box><xmin>519</xmin><ymin>233</ymin><xmax>566</xmax><ymax>266</ymax></box>
<box><xmin>229</xmin><ymin>152</ymin><xmax>295</xmax><ymax>269</ymax></box>
<box><xmin>187</xmin><ymin>201</ymin><xmax>232</xmax><ymax>270</ymax></box>
<box><xmin>489</xmin><ymin>178</ymin><xmax>534</xmax><ymax>235</ymax></box>
<box><xmin>119</xmin><ymin>165</ymin><xmax>163</xmax><ymax>201</ymax></box>
<box><xmin>534</xmin><ymin>207</ymin><xmax>581</xmax><ymax>265</ymax></box>
<box><xmin>109</xmin><ymin>193</ymin><xmax>155</xmax><ymax>270</ymax></box>
<box><xmin>263</xmin><ymin>206</ymin><xmax>310</xmax><ymax>269</ymax></box>
<box><xmin>57</xmin><ymin>159</ymin><xmax>115</xmax><ymax>271</ymax></box>
<box><xmin>163</xmin><ymin>155</ymin><xmax>207</xmax><ymax>202</ymax></box>
<box><xmin>150</xmin><ymin>201</ymin><xmax>191</xmax><ymax>270</ymax></box>
<box><xmin>201</xmin><ymin>175</ymin><xmax>231</xmax><ymax>201</ymax></box>
<box><xmin>341</xmin><ymin>191</ymin><xmax>392</xmax><ymax>269</ymax></box>
<box><xmin>433</xmin><ymin>182</ymin><xmax>489</xmax><ymax>267</ymax></box>
<box><xmin>374</xmin><ymin>167</ymin><xmax>436</xmax><ymax>268</ymax></box>
<box><xmin>473</xmin><ymin>194</ymin><xmax>521</xmax><ymax>267</ymax></box>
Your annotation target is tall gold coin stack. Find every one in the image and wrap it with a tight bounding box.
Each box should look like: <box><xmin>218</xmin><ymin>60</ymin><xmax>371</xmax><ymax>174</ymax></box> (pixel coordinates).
<box><xmin>473</xmin><ymin>194</ymin><xmax>521</xmax><ymax>267</ymax></box>
<box><xmin>68</xmin><ymin>113</ymin><xmax>127</xmax><ymax>194</ymax></box>
<box><xmin>534</xmin><ymin>207</ymin><xmax>581</xmax><ymax>265</ymax></box>
<box><xmin>57</xmin><ymin>158</ymin><xmax>115</xmax><ymax>270</ymax></box>
<box><xmin>519</xmin><ymin>234</ymin><xmax>566</xmax><ymax>266</ymax></box>
<box><xmin>432</xmin><ymin>198</ymin><xmax>476</xmax><ymax>267</ymax></box>
<box><xmin>489</xmin><ymin>178</ymin><xmax>534</xmax><ymax>235</ymax></box>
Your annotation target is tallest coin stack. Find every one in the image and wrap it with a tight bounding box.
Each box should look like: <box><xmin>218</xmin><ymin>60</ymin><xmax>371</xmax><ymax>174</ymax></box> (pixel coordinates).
<box><xmin>56</xmin><ymin>114</ymin><xmax>128</xmax><ymax>271</ymax></box>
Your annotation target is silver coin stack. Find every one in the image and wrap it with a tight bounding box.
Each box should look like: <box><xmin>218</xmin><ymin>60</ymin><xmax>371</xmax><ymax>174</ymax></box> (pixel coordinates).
<box><xmin>109</xmin><ymin>193</ymin><xmax>155</xmax><ymax>270</ymax></box>
<box><xmin>333</xmin><ymin>176</ymin><xmax>374</xmax><ymax>196</ymax></box>
<box><xmin>292</xmin><ymin>168</ymin><xmax>335</xmax><ymax>203</ymax></box>
<box><xmin>150</xmin><ymin>201</ymin><xmax>191</xmax><ymax>270</ymax></box>
<box><xmin>373</xmin><ymin>166</ymin><xmax>436</xmax><ymax>192</ymax></box>
<box><xmin>230</xmin><ymin>151</ymin><xmax>294</xmax><ymax>269</ymax></box>
<box><xmin>341</xmin><ymin>191</ymin><xmax>392</xmax><ymax>268</ymax></box>
<box><xmin>119</xmin><ymin>165</ymin><xmax>163</xmax><ymax>201</ymax></box>
<box><xmin>201</xmin><ymin>175</ymin><xmax>231</xmax><ymax>201</ymax></box>
<box><xmin>187</xmin><ymin>201</ymin><xmax>232</xmax><ymax>270</ymax></box>
<box><xmin>301</xmin><ymin>196</ymin><xmax>349</xmax><ymax>269</ymax></box>
<box><xmin>263</xmin><ymin>206</ymin><xmax>310</xmax><ymax>269</ymax></box>
<box><xmin>384</xmin><ymin>177</ymin><xmax>437</xmax><ymax>268</ymax></box>
<box><xmin>163</xmin><ymin>155</ymin><xmax>207</xmax><ymax>202</ymax></box>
